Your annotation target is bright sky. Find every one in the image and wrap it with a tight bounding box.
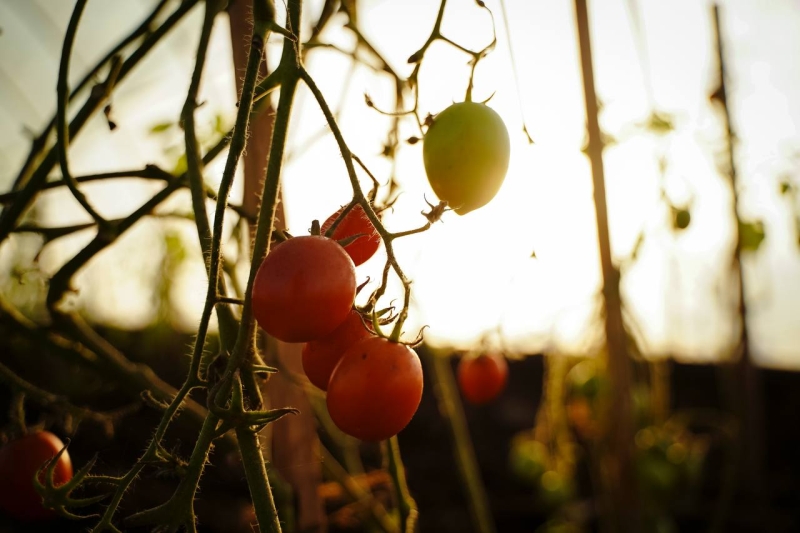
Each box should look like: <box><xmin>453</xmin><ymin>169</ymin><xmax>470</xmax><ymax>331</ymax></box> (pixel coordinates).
<box><xmin>1</xmin><ymin>0</ymin><xmax>799</xmax><ymax>368</ymax></box>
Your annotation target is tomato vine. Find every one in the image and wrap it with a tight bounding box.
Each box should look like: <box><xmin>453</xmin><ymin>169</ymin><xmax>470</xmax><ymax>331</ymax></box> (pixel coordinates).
<box><xmin>0</xmin><ymin>0</ymin><xmax>514</xmax><ymax>532</ymax></box>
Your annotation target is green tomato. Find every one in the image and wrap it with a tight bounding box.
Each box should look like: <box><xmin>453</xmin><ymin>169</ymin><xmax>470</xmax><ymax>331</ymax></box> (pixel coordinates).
<box><xmin>538</xmin><ymin>470</ymin><xmax>575</xmax><ymax>509</ymax></box>
<box><xmin>509</xmin><ymin>437</ymin><xmax>548</xmax><ymax>485</ymax></box>
<box><xmin>422</xmin><ymin>101</ymin><xmax>511</xmax><ymax>215</ymax></box>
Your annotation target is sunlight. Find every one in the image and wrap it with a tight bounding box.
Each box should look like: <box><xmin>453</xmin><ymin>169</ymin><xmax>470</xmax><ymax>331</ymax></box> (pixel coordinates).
<box><xmin>277</xmin><ymin>0</ymin><xmax>800</xmax><ymax>366</ymax></box>
<box><xmin>1</xmin><ymin>0</ymin><xmax>798</xmax><ymax>368</ymax></box>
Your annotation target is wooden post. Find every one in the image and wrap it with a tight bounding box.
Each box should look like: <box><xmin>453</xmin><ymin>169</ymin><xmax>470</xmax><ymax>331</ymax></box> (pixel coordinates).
<box><xmin>573</xmin><ymin>1</ymin><xmax>638</xmax><ymax>531</ymax></box>
<box><xmin>228</xmin><ymin>2</ymin><xmax>326</xmax><ymax>531</ymax></box>
<box><xmin>710</xmin><ymin>2</ymin><xmax>766</xmax><ymax>502</ymax></box>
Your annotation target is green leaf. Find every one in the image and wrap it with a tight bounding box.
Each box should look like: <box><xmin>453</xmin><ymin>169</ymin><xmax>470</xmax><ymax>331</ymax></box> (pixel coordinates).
<box><xmin>644</xmin><ymin>111</ymin><xmax>675</xmax><ymax>135</ymax></box>
<box><xmin>213</xmin><ymin>113</ymin><xmax>228</xmax><ymax>135</ymax></box>
<box><xmin>149</xmin><ymin>122</ymin><xmax>174</xmax><ymax>134</ymax></box>
<box><xmin>172</xmin><ymin>154</ymin><xmax>187</xmax><ymax>176</ymax></box>
<box><xmin>780</xmin><ymin>181</ymin><xmax>792</xmax><ymax>195</ymax></box>
<box><xmin>739</xmin><ymin>220</ymin><xmax>765</xmax><ymax>253</ymax></box>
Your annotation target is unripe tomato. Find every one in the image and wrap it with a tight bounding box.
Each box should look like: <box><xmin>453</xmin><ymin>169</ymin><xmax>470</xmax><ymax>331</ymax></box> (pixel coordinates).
<box><xmin>321</xmin><ymin>205</ymin><xmax>381</xmax><ymax>266</ymax></box>
<box><xmin>0</xmin><ymin>431</ymin><xmax>73</xmax><ymax>522</ymax></box>
<box><xmin>509</xmin><ymin>435</ymin><xmax>548</xmax><ymax>485</ymax></box>
<box><xmin>252</xmin><ymin>235</ymin><xmax>356</xmax><ymax>343</ymax></box>
<box><xmin>326</xmin><ymin>337</ymin><xmax>423</xmax><ymax>441</ymax></box>
<box><xmin>538</xmin><ymin>470</ymin><xmax>575</xmax><ymax>509</ymax></box>
<box><xmin>457</xmin><ymin>353</ymin><xmax>508</xmax><ymax>405</ymax></box>
<box><xmin>422</xmin><ymin>101</ymin><xmax>510</xmax><ymax>215</ymax></box>
<box><xmin>302</xmin><ymin>310</ymin><xmax>374</xmax><ymax>391</ymax></box>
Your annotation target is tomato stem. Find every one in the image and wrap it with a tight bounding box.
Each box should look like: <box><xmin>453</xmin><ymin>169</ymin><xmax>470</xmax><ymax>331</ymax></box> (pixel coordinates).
<box><xmin>386</xmin><ymin>436</ymin><xmax>418</xmax><ymax>533</ymax></box>
<box><xmin>428</xmin><ymin>350</ymin><xmax>497</xmax><ymax>533</ymax></box>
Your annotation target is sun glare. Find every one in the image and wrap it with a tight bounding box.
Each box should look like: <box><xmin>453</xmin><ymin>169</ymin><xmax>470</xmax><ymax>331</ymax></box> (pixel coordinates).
<box><xmin>274</xmin><ymin>0</ymin><xmax>800</xmax><ymax>366</ymax></box>
<box><xmin>1</xmin><ymin>0</ymin><xmax>798</xmax><ymax>368</ymax></box>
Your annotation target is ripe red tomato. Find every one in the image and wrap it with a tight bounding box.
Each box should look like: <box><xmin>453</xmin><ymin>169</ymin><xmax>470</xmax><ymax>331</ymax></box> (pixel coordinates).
<box><xmin>457</xmin><ymin>353</ymin><xmax>508</xmax><ymax>405</ymax></box>
<box><xmin>321</xmin><ymin>204</ymin><xmax>381</xmax><ymax>266</ymax></box>
<box><xmin>302</xmin><ymin>310</ymin><xmax>374</xmax><ymax>391</ymax></box>
<box><xmin>423</xmin><ymin>101</ymin><xmax>510</xmax><ymax>215</ymax></box>
<box><xmin>252</xmin><ymin>235</ymin><xmax>356</xmax><ymax>343</ymax></box>
<box><xmin>0</xmin><ymin>431</ymin><xmax>73</xmax><ymax>522</ymax></box>
<box><xmin>326</xmin><ymin>337</ymin><xmax>423</xmax><ymax>441</ymax></box>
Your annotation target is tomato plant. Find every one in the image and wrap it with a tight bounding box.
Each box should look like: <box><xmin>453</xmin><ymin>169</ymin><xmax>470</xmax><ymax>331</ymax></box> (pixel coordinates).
<box><xmin>0</xmin><ymin>431</ymin><xmax>73</xmax><ymax>522</ymax></box>
<box><xmin>326</xmin><ymin>337</ymin><xmax>424</xmax><ymax>441</ymax></box>
<box><xmin>457</xmin><ymin>352</ymin><xmax>509</xmax><ymax>405</ymax></box>
<box><xmin>252</xmin><ymin>235</ymin><xmax>357</xmax><ymax>343</ymax></box>
<box><xmin>321</xmin><ymin>204</ymin><xmax>381</xmax><ymax>266</ymax></box>
<box><xmin>302</xmin><ymin>309</ymin><xmax>374</xmax><ymax>391</ymax></box>
<box><xmin>422</xmin><ymin>101</ymin><xmax>511</xmax><ymax>215</ymax></box>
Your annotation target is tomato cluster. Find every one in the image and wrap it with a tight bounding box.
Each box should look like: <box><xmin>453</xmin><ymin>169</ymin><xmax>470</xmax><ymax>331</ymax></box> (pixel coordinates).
<box><xmin>0</xmin><ymin>431</ymin><xmax>73</xmax><ymax>522</ymax></box>
<box><xmin>252</xmin><ymin>212</ymin><xmax>422</xmax><ymax>441</ymax></box>
<box><xmin>301</xmin><ymin>311</ymin><xmax>424</xmax><ymax>441</ymax></box>
<box><xmin>301</xmin><ymin>309</ymin><xmax>373</xmax><ymax>391</ymax></box>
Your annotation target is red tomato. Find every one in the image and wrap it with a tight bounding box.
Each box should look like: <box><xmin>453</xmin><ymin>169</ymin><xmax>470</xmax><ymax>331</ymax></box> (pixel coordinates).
<box><xmin>252</xmin><ymin>235</ymin><xmax>357</xmax><ymax>343</ymax></box>
<box><xmin>326</xmin><ymin>337</ymin><xmax>423</xmax><ymax>441</ymax></box>
<box><xmin>321</xmin><ymin>205</ymin><xmax>381</xmax><ymax>266</ymax></box>
<box><xmin>0</xmin><ymin>431</ymin><xmax>73</xmax><ymax>522</ymax></box>
<box><xmin>302</xmin><ymin>310</ymin><xmax>374</xmax><ymax>391</ymax></box>
<box><xmin>457</xmin><ymin>353</ymin><xmax>508</xmax><ymax>405</ymax></box>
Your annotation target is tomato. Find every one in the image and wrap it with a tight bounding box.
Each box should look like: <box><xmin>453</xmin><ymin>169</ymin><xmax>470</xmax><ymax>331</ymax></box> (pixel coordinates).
<box><xmin>0</xmin><ymin>431</ymin><xmax>73</xmax><ymax>522</ymax></box>
<box><xmin>422</xmin><ymin>101</ymin><xmax>510</xmax><ymax>215</ymax></box>
<box><xmin>321</xmin><ymin>204</ymin><xmax>381</xmax><ymax>266</ymax></box>
<box><xmin>302</xmin><ymin>310</ymin><xmax>374</xmax><ymax>391</ymax></box>
<box><xmin>457</xmin><ymin>352</ymin><xmax>508</xmax><ymax>405</ymax></box>
<box><xmin>326</xmin><ymin>337</ymin><xmax>423</xmax><ymax>441</ymax></box>
<box><xmin>252</xmin><ymin>235</ymin><xmax>356</xmax><ymax>343</ymax></box>
<box><xmin>509</xmin><ymin>435</ymin><xmax>548</xmax><ymax>485</ymax></box>
<box><xmin>538</xmin><ymin>470</ymin><xmax>575</xmax><ymax>509</ymax></box>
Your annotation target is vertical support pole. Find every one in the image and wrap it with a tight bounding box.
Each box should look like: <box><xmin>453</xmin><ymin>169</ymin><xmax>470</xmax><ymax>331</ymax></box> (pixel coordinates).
<box><xmin>573</xmin><ymin>1</ymin><xmax>637</xmax><ymax>530</ymax></box>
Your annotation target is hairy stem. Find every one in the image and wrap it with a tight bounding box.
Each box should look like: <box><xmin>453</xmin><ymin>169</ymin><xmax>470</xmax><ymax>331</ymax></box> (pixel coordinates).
<box><xmin>237</xmin><ymin>427</ymin><xmax>282</xmax><ymax>533</ymax></box>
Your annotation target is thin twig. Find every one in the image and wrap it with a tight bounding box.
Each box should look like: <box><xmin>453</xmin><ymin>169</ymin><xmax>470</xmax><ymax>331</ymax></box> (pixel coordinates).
<box><xmin>56</xmin><ymin>0</ymin><xmax>108</xmax><ymax>224</ymax></box>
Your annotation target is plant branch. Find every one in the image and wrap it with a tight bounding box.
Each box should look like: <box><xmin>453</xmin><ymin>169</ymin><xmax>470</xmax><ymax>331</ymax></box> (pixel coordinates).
<box><xmin>387</xmin><ymin>436</ymin><xmax>418</xmax><ymax>533</ymax></box>
<box><xmin>181</xmin><ymin>0</ymin><xmax>240</xmax><ymax>351</ymax></box>
<box><xmin>298</xmin><ymin>67</ymin><xmax>419</xmax><ymax>342</ymax></box>
<box><xmin>428</xmin><ymin>351</ymin><xmax>496</xmax><ymax>533</ymax></box>
<box><xmin>0</xmin><ymin>359</ymin><xmax>136</xmax><ymax>429</ymax></box>
<box><xmin>10</xmin><ymin>0</ymin><xmax>171</xmax><ymax>194</ymax></box>
<box><xmin>0</xmin><ymin>0</ymin><xmax>200</xmax><ymax>242</ymax></box>
<box><xmin>57</xmin><ymin>0</ymin><xmax>108</xmax><ymax>224</ymax></box>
